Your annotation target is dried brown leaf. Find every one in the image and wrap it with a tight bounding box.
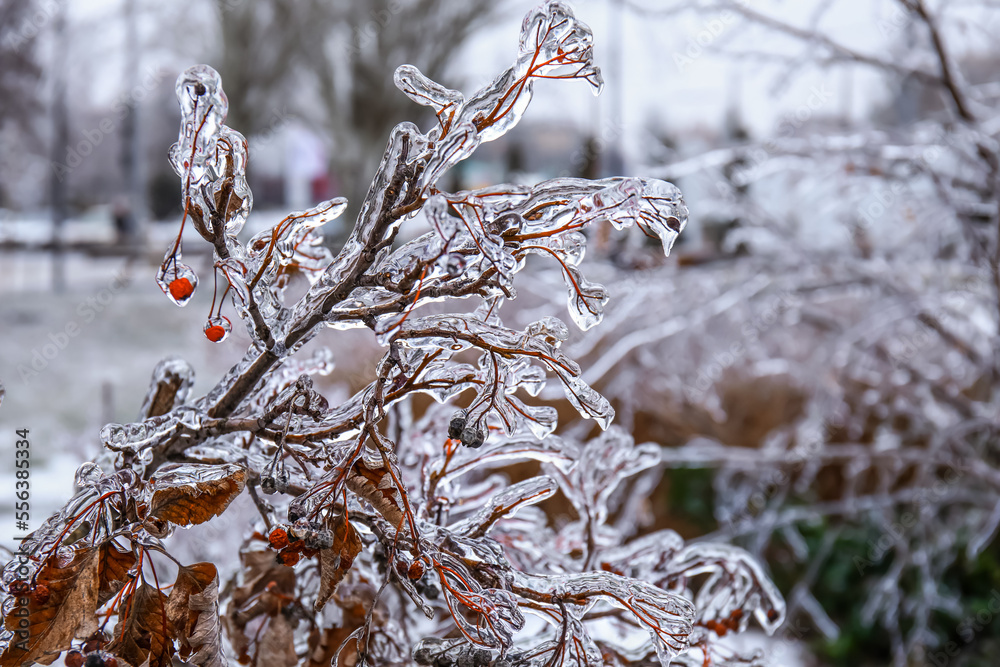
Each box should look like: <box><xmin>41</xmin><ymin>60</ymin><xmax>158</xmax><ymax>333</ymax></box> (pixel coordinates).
<box><xmin>0</xmin><ymin>546</ymin><xmax>100</xmax><ymax>666</ymax></box>
<box><xmin>166</xmin><ymin>562</ymin><xmax>225</xmax><ymax>667</ymax></box>
<box><xmin>147</xmin><ymin>463</ymin><xmax>246</xmax><ymax>527</ymax></box>
<box><xmin>345</xmin><ymin>460</ymin><xmax>404</xmax><ymax>527</ymax></box>
<box><xmin>97</xmin><ymin>541</ymin><xmax>137</xmax><ymax>607</ymax></box>
<box><xmin>107</xmin><ymin>581</ymin><xmax>176</xmax><ymax>667</ymax></box>
<box><xmin>254</xmin><ymin>613</ymin><xmax>297</xmax><ymax>667</ymax></box>
<box><xmin>224</xmin><ymin>547</ymin><xmax>298</xmax><ymax>664</ymax></box>
<box><xmin>314</xmin><ymin>514</ymin><xmax>362</xmax><ymax>612</ymax></box>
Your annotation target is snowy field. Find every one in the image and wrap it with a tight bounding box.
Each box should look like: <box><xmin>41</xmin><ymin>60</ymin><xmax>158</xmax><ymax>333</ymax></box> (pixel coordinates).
<box><xmin>0</xmin><ymin>212</ymin><xmax>381</xmax><ymax>548</ymax></box>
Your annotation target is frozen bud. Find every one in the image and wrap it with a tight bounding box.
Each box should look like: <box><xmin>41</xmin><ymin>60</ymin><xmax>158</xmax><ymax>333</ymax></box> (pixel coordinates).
<box><xmin>290</xmin><ymin>518</ymin><xmax>311</xmax><ymax>539</ymax></box>
<box><xmin>446</xmin><ymin>253</ymin><xmax>465</xmax><ymax>278</ymax></box>
<box><xmin>287</xmin><ymin>497</ymin><xmax>307</xmax><ymax>522</ymax></box>
<box><xmin>412</xmin><ymin>647</ymin><xmax>433</xmax><ymax>665</ymax></box>
<box><xmin>448</xmin><ymin>409</ymin><xmax>467</xmax><ymax>440</ymax></box>
<box><xmin>261</xmin><ymin>467</ymin><xmax>289</xmax><ymax>495</ymax></box>
<box><xmin>461</xmin><ymin>425</ymin><xmax>485</xmax><ymax>449</ymax></box>
<box><xmin>143</xmin><ymin>517</ymin><xmax>171</xmax><ymax>539</ymax></box>
<box><xmin>305</xmin><ymin>528</ymin><xmax>334</xmax><ymax>550</ymax></box>
<box><xmin>74</xmin><ymin>463</ymin><xmax>103</xmax><ymax>489</ymax></box>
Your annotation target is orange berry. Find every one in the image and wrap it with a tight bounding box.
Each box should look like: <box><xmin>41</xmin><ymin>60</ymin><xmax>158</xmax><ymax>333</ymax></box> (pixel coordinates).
<box><xmin>204</xmin><ymin>325</ymin><xmax>226</xmax><ymax>342</ymax></box>
<box><xmin>168</xmin><ymin>278</ymin><xmax>194</xmax><ymax>301</ymax></box>
<box><xmin>268</xmin><ymin>527</ymin><xmax>290</xmax><ymax>551</ymax></box>
<box><xmin>32</xmin><ymin>583</ymin><xmax>50</xmax><ymax>604</ymax></box>
<box><xmin>408</xmin><ymin>560</ymin><xmax>425</xmax><ymax>580</ymax></box>
<box><xmin>277</xmin><ymin>551</ymin><xmax>300</xmax><ymax>566</ymax></box>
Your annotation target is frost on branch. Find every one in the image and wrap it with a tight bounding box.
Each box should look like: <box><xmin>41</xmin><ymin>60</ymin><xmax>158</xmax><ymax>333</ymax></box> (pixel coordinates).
<box><xmin>0</xmin><ymin>2</ymin><xmax>782</xmax><ymax>666</ymax></box>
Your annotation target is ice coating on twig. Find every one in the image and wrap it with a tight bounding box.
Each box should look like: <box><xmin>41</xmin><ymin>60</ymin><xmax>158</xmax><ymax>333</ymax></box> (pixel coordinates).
<box><xmin>0</xmin><ymin>3</ymin><xmax>786</xmax><ymax>666</ymax></box>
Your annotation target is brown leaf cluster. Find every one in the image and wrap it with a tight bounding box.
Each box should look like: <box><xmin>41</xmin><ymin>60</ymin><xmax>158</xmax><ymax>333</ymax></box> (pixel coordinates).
<box><xmin>0</xmin><ymin>547</ymin><xmax>100</xmax><ymax>666</ymax></box>
<box><xmin>106</xmin><ymin>582</ymin><xmax>175</xmax><ymax>667</ymax></box>
<box><xmin>223</xmin><ymin>548</ymin><xmax>299</xmax><ymax>666</ymax></box>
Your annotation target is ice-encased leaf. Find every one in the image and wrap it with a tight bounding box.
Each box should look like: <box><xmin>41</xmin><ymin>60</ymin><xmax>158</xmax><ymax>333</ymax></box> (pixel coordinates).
<box><xmin>666</xmin><ymin>543</ymin><xmax>786</xmax><ymax>636</ymax></box>
<box><xmin>516</xmin><ymin>571</ymin><xmax>694</xmax><ymax>663</ymax></box>
<box><xmin>147</xmin><ymin>463</ymin><xmax>247</xmax><ymax>527</ymax></box>
<box><xmin>394</xmin><ymin>64</ymin><xmax>464</xmax><ymax>131</ymax></box>
<box><xmin>451</xmin><ymin>476</ymin><xmax>558</xmax><ymax>538</ymax></box>
<box><xmin>139</xmin><ymin>357</ymin><xmax>195</xmax><ymax>419</ymax></box>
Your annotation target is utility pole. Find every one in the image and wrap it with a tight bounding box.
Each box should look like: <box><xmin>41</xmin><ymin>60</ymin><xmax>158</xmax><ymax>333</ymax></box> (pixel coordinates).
<box><xmin>50</xmin><ymin>0</ymin><xmax>68</xmax><ymax>292</ymax></box>
<box><xmin>121</xmin><ymin>0</ymin><xmax>144</xmax><ymax>249</ymax></box>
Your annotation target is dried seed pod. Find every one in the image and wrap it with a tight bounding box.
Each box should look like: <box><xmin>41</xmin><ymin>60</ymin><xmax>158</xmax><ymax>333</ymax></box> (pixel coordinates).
<box><xmin>461</xmin><ymin>425</ymin><xmax>485</xmax><ymax>448</ymax></box>
<box><xmin>408</xmin><ymin>559</ymin><xmax>425</xmax><ymax>580</ymax></box>
<box><xmin>448</xmin><ymin>409</ymin><xmax>467</xmax><ymax>439</ymax></box>
<box><xmin>287</xmin><ymin>497</ymin><xmax>307</xmax><ymax>523</ymax></box>
<box><xmin>261</xmin><ymin>466</ymin><xmax>289</xmax><ymax>495</ymax></box>
<box><xmin>304</xmin><ymin>528</ymin><xmax>334</xmax><ymax>550</ymax></box>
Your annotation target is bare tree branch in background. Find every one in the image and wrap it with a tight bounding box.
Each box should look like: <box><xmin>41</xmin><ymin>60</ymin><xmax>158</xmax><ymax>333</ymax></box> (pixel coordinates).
<box><xmin>212</xmin><ymin>0</ymin><xmax>506</xmax><ymax>226</ymax></box>
<box><xmin>0</xmin><ymin>0</ymin><xmax>45</xmax><ymax>207</ymax></box>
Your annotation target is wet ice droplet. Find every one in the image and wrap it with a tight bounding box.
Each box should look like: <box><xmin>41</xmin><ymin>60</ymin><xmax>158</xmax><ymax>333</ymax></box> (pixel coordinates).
<box><xmin>73</xmin><ymin>463</ymin><xmax>103</xmax><ymax>490</ymax></box>
<box><xmin>157</xmin><ymin>261</ymin><xmax>198</xmax><ymax>306</ymax></box>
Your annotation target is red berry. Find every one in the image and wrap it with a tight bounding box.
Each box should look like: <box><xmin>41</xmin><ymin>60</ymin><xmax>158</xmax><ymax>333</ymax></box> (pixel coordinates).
<box><xmin>408</xmin><ymin>560</ymin><xmax>425</xmax><ymax>580</ymax></box>
<box><xmin>268</xmin><ymin>527</ymin><xmax>290</xmax><ymax>551</ymax></box>
<box><xmin>204</xmin><ymin>325</ymin><xmax>226</xmax><ymax>342</ymax></box>
<box><xmin>168</xmin><ymin>278</ymin><xmax>194</xmax><ymax>302</ymax></box>
<box><xmin>64</xmin><ymin>650</ymin><xmax>84</xmax><ymax>667</ymax></box>
<box><xmin>105</xmin><ymin>658</ymin><xmax>119</xmax><ymax>667</ymax></box>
